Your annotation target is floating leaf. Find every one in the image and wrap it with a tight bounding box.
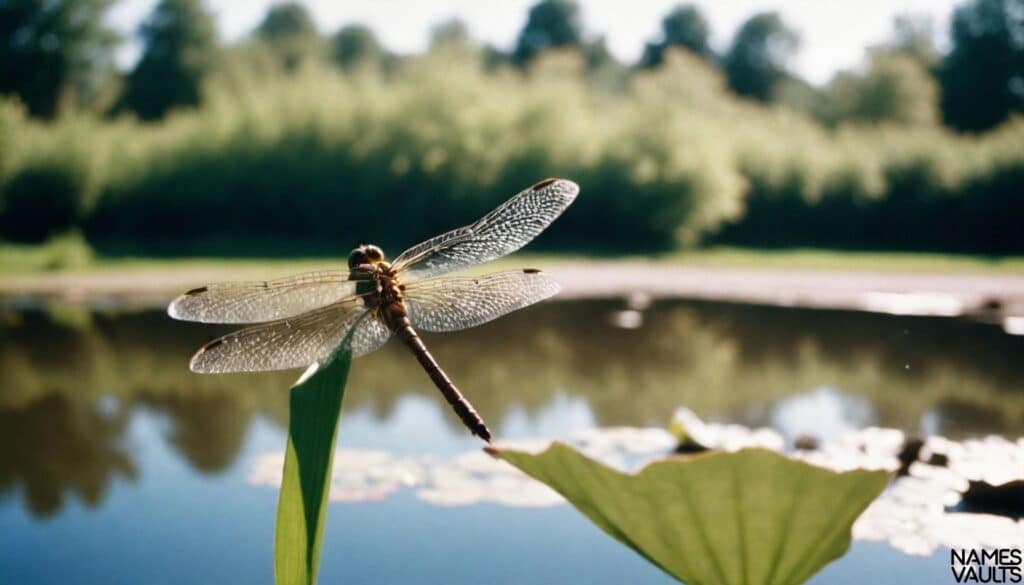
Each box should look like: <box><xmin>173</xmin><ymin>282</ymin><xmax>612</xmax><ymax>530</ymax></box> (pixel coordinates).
<box><xmin>489</xmin><ymin>442</ymin><xmax>890</xmax><ymax>585</ymax></box>
<box><xmin>274</xmin><ymin>344</ymin><xmax>353</xmax><ymax>585</ymax></box>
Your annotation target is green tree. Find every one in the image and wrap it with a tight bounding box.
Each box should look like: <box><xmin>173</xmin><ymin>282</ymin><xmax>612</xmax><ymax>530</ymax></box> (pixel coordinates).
<box><xmin>117</xmin><ymin>0</ymin><xmax>217</xmax><ymax>121</ymax></box>
<box><xmin>582</xmin><ymin>36</ymin><xmax>618</xmax><ymax>71</ymax></box>
<box><xmin>887</xmin><ymin>13</ymin><xmax>939</xmax><ymax>67</ymax></box>
<box><xmin>827</xmin><ymin>52</ymin><xmax>940</xmax><ymax>126</ymax></box>
<box><xmin>482</xmin><ymin>44</ymin><xmax>511</xmax><ymax>70</ymax></box>
<box><xmin>429</xmin><ymin>18</ymin><xmax>471</xmax><ymax>49</ymax></box>
<box><xmin>0</xmin><ymin>0</ymin><xmax>118</xmax><ymax>118</ymax></box>
<box><xmin>331</xmin><ymin>24</ymin><xmax>388</xmax><ymax>70</ymax></box>
<box><xmin>723</xmin><ymin>11</ymin><xmax>799</xmax><ymax>102</ymax></box>
<box><xmin>255</xmin><ymin>2</ymin><xmax>321</xmax><ymax>71</ymax></box>
<box><xmin>940</xmin><ymin>0</ymin><xmax>1024</xmax><ymax>132</ymax></box>
<box><xmin>640</xmin><ymin>4</ymin><xmax>711</xmax><ymax>68</ymax></box>
<box><xmin>513</xmin><ymin>0</ymin><xmax>582</xmax><ymax>66</ymax></box>
<box><xmin>775</xmin><ymin>75</ymin><xmax>830</xmax><ymax>121</ymax></box>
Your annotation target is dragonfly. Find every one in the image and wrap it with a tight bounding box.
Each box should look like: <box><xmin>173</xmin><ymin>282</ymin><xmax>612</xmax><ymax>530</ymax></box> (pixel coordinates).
<box><xmin>168</xmin><ymin>178</ymin><xmax>579</xmax><ymax>442</ymax></box>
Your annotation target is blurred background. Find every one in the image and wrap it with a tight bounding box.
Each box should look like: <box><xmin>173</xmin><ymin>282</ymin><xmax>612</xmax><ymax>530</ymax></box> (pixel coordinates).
<box><xmin>1</xmin><ymin>0</ymin><xmax>1023</xmax><ymax>257</ymax></box>
<box><xmin>1</xmin><ymin>1</ymin><xmax>1022</xmax><ymax>583</ymax></box>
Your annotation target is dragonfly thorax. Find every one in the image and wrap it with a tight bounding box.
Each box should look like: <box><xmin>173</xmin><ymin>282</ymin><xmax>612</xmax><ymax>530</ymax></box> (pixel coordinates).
<box><xmin>347</xmin><ymin>244</ymin><xmax>386</xmax><ymax>269</ymax></box>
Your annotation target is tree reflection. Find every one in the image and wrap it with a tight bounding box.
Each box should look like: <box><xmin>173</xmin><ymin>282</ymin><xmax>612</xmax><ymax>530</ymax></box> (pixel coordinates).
<box><xmin>0</xmin><ymin>395</ymin><xmax>135</xmax><ymax>517</ymax></box>
<box><xmin>141</xmin><ymin>393</ymin><xmax>253</xmax><ymax>474</ymax></box>
<box><xmin>0</xmin><ymin>299</ymin><xmax>1021</xmax><ymax>517</ymax></box>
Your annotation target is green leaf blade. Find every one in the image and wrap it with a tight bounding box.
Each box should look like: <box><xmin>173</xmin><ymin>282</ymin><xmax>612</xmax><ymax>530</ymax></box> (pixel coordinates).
<box><xmin>274</xmin><ymin>346</ymin><xmax>353</xmax><ymax>585</ymax></box>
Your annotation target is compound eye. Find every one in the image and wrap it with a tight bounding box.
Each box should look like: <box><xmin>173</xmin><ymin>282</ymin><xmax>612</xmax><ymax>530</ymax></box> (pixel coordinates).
<box><xmin>366</xmin><ymin>245</ymin><xmax>384</xmax><ymax>262</ymax></box>
<box><xmin>347</xmin><ymin>248</ymin><xmax>367</xmax><ymax>268</ymax></box>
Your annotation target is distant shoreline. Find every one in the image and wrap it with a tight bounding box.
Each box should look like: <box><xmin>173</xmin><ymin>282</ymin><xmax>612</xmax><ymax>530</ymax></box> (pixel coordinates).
<box><xmin>2</xmin><ymin>255</ymin><xmax>1023</xmax><ymax>328</ymax></box>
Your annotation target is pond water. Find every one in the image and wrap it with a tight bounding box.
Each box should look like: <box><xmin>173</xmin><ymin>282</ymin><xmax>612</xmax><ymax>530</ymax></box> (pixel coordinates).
<box><xmin>0</xmin><ymin>299</ymin><xmax>1020</xmax><ymax>584</ymax></box>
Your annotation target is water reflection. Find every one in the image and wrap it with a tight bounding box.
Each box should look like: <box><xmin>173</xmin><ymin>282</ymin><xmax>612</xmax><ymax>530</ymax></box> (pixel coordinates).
<box><xmin>0</xmin><ymin>300</ymin><xmax>1022</xmax><ymax>517</ymax></box>
<box><xmin>248</xmin><ymin>431</ymin><xmax>677</xmax><ymax>508</ymax></box>
<box><xmin>0</xmin><ymin>395</ymin><xmax>135</xmax><ymax>517</ymax></box>
<box><xmin>141</xmin><ymin>394</ymin><xmax>253</xmax><ymax>473</ymax></box>
<box><xmin>242</xmin><ymin>424</ymin><xmax>1024</xmax><ymax>557</ymax></box>
<box><xmin>771</xmin><ymin>387</ymin><xmax>875</xmax><ymax>443</ymax></box>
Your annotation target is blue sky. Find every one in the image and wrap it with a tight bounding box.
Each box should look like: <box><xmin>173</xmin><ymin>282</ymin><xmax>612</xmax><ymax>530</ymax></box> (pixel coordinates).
<box><xmin>107</xmin><ymin>0</ymin><xmax>959</xmax><ymax>85</ymax></box>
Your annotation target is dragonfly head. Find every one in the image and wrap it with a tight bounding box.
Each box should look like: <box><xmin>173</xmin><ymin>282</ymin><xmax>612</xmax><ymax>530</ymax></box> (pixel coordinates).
<box><xmin>348</xmin><ymin>244</ymin><xmax>386</xmax><ymax>269</ymax></box>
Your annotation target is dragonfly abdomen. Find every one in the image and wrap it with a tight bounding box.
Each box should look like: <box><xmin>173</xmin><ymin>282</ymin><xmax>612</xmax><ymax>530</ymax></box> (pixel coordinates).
<box><xmin>386</xmin><ymin>306</ymin><xmax>492</xmax><ymax>442</ymax></box>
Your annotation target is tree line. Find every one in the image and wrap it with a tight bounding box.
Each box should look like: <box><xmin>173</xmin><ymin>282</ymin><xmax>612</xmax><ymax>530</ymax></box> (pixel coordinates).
<box><xmin>3</xmin><ymin>0</ymin><xmax>1023</xmax><ymax>132</ymax></box>
<box><xmin>1</xmin><ymin>0</ymin><xmax>1023</xmax><ymax>255</ymax></box>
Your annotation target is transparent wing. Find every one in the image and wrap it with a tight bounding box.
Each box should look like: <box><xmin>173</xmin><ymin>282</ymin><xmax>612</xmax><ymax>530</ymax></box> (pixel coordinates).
<box><xmin>348</xmin><ymin>314</ymin><xmax>393</xmax><ymax>358</ymax></box>
<box><xmin>168</xmin><ymin>270</ymin><xmax>369</xmax><ymax>324</ymax></box>
<box><xmin>189</xmin><ymin>299</ymin><xmax>391</xmax><ymax>374</ymax></box>
<box><xmin>404</xmin><ymin>269</ymin><xmax>560</xmax><ymax>332</ymax></box>
<box><xmin>391</xmin><ymin>179</ymin><xmax>578</xmax><ymax>279</ymax></box>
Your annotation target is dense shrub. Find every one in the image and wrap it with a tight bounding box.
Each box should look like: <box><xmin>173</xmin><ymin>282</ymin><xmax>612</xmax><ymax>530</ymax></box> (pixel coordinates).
<box><xmin>85</xmin><ymin>50</ymin><xmax>748</xmax><ymax>254</ymax></box>
<box><xmin>0</xmin><ymin>101</ymin><xmax>102</xmax><ymax>243</ymax></box>
<box><xmin>718</xmin><ymin>121</ymin><xmax>1024</xmax><ymax>253</ymax></box>
<box><xmin>0</xmin><ymin>164</ymin><xmax>84</xmax><ymax>243</ymax></box>
<box><xmin>2</xmin><ymin>48</ymin><xmax>1023</xmax><ymax>255</ymax></box>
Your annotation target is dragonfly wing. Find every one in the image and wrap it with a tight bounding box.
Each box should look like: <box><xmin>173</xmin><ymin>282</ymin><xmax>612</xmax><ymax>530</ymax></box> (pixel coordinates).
<box><xmin>348</xmin><ymin>314</ymin><xmax>393</xmax><ymax>358</ymax></box>
<box><xmin>168</xmin><ymin>270</ymin><xmax>367</xmax><ymax>324</ymax></box>
<box><xmin>391</xmin><ymin>179</ymin><xmax>578</xmax><ymax>279</ymax></box>
<box><xmin>189</xmin><ymin>299</ymin><xmax>390</xmax><ymax>374</ymax></box>
<box><xmin>404</xmin><ymin>269</ymin><xmax>560</xmax><ymax>332</ymax></box>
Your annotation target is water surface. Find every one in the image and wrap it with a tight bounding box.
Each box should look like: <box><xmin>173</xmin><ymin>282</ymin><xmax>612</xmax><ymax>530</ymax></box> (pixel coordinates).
<box><xmin>0</xmin><ymin>300</ymin><xmax>1020</xmax><ymax>583</ymax></box>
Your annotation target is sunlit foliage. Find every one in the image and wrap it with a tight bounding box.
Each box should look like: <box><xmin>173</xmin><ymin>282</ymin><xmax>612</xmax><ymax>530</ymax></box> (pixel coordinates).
<box><xmin>2</xmin><ymin>43</ymin><xmax>1024</xmax><ymax>253</ymax></box>
<box><xmin>826</xmin><ymin>52</ymin><xmax>941</xmax><ymax>127</ymax></box>
<box><xmin>2</xmin><ymin>0</ymin><xmax>1024</xmax><ymax>254</ymax></box>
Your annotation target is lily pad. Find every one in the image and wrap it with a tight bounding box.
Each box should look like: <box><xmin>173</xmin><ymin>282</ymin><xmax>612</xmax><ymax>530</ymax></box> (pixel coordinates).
<box><xmin>274</xmin><ymin>344</ymin><xmax>353</xmax><ymax>585</ymax></box>
<box><xmin>489</xmin><ymin>442</ymin><xmax>890</xmax><ymax>585</ymax></box>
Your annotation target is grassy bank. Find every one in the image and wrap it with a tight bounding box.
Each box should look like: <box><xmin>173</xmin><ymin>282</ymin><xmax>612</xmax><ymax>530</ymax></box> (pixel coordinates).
<box><xmin>2</xmin><ymin>234</ymin><xmax>1021</xmax><ymax>277</ymax></box>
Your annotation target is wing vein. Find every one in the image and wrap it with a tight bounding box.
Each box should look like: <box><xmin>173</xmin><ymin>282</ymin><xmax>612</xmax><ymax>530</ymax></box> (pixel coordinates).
<box><xmin>391</xmin><ymin>179</ymin><xmax>578</xmax><ymax>279</ymax></box>
<box><xmin>404</xmin><ymin>269</ymin><xmax>560</xmax><ymax>332</ymax></box>
<box><xmin>168</xmin><ymin>269</ymin><xmax>373</xmax><ymax>324</ymax></box>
